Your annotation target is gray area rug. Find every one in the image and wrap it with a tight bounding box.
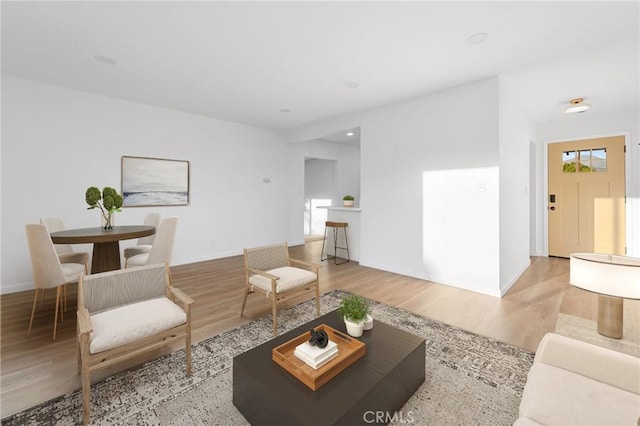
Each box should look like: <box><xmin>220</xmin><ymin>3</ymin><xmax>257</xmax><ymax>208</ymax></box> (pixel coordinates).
<box><xmin>3</xmin><ymin>290</ymin><xmax>534</xmax><ymax>425</ymax></box>
<box><xmin>555</xmin><ymin>312</ymin><xmax>640</xmax><ymax>357</ymax></box>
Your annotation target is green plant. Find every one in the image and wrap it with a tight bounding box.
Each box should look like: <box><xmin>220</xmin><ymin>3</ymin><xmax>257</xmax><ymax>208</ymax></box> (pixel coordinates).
<box><xmin>337</xmin><ymin>294</ymin><xmax>369</xmax><ymax>323</ymax></box>
<box><xmin>342</xmin><ymin>195</ymin><xmax>354</xmax><ymax>201</ymax></box>
<box><xmin>86</xmin><ymin>186</ymin><xmax>123</xmax><ymax>229</ymax></box>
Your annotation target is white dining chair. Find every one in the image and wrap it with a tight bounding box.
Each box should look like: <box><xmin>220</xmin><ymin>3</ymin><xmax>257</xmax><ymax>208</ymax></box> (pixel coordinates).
<box><xmin>40</xmin><ymin>217</ymin><xmax>90</xmax><ymax>274</ymax></box>
<box><xmin>123</xmin><ymin>212</ymin><xmax>160</xmax><ymax>267</ymax></box>
<box><xmin>25</xmin><ymin>224</ymin><xmax>86</xmax><ymax>340</ymax></box>
<box><xmin>126</xmin><ymin>217</ymin><xmax>178</xmax><ymax>268</ymax></box>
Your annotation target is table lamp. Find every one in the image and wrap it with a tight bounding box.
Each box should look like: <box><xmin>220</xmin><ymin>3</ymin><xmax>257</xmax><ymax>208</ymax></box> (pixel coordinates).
<box><xmin>570</xmin><ymin>253</ymin><xmax>640</xmax><ymax>339</ymax></box>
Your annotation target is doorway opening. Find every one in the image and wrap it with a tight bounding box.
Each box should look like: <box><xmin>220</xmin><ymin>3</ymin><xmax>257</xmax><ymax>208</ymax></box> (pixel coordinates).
<box><xmin>304</xmin><ymin>158</ymin><xmax>336</xmax><ymax>240</ymax></box>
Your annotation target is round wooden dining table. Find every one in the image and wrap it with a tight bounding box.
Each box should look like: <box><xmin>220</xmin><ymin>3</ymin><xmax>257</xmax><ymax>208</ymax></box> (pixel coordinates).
<box><xmin>50</xmin><ymin>225</ymin><xmax>155</xmax><ymax>274</ymax></box>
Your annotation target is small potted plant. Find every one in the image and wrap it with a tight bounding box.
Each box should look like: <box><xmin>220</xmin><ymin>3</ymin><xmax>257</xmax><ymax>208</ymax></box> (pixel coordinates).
<box><xmin>337</xmin><ymin>294</ymin><xmax>369</xmax><ymax>337</ymax></box>
<box><xmin>86</xmin><ymin>186</ymin><xmax>123</xmax><ymax>230</ymax></box>
<box><xmin>343</xmin><ymin>195</ymin><xmax>355</xmax><ymax>207</ymax></box>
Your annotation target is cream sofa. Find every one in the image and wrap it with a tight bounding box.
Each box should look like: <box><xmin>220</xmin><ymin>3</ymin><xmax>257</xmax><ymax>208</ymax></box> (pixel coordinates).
<box><xmin>516</xmin><ymin>333</ymin><xmax>640</xmax><ymax>426</ymax></box>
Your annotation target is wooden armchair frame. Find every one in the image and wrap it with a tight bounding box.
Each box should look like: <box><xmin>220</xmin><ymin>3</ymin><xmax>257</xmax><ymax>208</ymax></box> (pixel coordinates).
<box><xmin>77</xmin><ymin>263</ymin><xmax>192</xmax><ymax>425</ymax></box>
<box><xmin>241</xmin><ymin>242</ymin><xmax>320</xmax><ymax>336</ymax></box>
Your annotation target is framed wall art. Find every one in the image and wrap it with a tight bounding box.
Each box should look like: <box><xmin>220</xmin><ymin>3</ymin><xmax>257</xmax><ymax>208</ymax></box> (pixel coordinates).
<box><xmin>121</xmin><ymin>156</ymin><xmax>190</xmax><ymax>207</ymax></box>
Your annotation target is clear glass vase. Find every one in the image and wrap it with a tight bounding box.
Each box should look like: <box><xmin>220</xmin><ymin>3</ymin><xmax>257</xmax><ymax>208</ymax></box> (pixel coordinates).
<box><xmin>101</xmin><ymin>213</ymin><xmax>114</xmax><ymax>230</ymax></box>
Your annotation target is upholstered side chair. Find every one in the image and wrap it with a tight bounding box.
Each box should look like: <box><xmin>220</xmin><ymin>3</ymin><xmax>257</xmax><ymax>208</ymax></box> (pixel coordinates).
<box><xmin>25</xmin><ymin>224</ymin><xmax>86</xmax><ymax>340</ymax></box>
<box><xmin>241</xmin><ymin>242</ymin><xmax>320</xmax><ymax>336</ymax></box>
<box><xmin>123</xmin><ymin>212</ymin><xmax>160</xmax><ymax>267</ymax></box>
<box><xmin>126</xmin><ymin>217</ymin><xmax>177</xmax><ymax>268</ymax></box>
<box><xmin>77</xmin><ymin>263</ymin><xmax>192</xmax><ymax>425</ymax></box>
<box><xmin>40</xmin><ymin>217</ymin><xmax>90</xmax><ymax>274</ymax></box>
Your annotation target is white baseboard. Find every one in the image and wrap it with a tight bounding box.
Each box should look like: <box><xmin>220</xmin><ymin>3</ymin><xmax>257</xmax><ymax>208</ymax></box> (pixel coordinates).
<box><xmin>2</xmin><ymin>280</ymin><xmax>33</xmax><ymax>295</ymax></box>
<box><xmin>500</xmin><ymin>259</ymin><xmax>532</xmax><ymax>296</ymax></box>
<box><xmin>359</xmin><ymin>259</ymin><xmax>504</xmax><ymax>298</ymax></box>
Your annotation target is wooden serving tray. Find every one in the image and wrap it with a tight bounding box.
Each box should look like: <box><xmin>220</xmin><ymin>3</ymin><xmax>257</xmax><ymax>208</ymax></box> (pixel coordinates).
<box><xmin>272</xmin><ymin>324</ymin><xmax>366</xmax><ymax>391</ymax></box>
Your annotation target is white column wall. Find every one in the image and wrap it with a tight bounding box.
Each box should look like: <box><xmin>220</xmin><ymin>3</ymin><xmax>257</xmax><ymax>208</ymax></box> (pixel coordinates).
<box><xmin>498</xmin><ymin>79</ymin><xmax>534</xmax><ymax>293</ymax></box>
<box><xmin>1</xmin><ymin>76</ymin><xmax>288</xmax><ymax>293</ymax></box>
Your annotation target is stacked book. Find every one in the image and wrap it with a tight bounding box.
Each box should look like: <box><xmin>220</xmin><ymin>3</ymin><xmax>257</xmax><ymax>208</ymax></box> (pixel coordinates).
<box><xmin>294</xmin><ymin>339</ymin><xmax>339</xmax><ymax>369</ymax></box>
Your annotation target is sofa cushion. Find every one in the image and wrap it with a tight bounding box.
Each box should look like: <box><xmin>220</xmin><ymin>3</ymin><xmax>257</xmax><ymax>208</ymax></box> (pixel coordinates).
<box><xmin>90</xmin><ymin>297</ymin><xmax>186</xmax><ymax>354</ymax></box>
<box><xmin>249</xmin><ymin>266</ymin><xmax>317</xmax><ymax>294</ymax></box>
<box><xmin>519</xmin><ymin>362</ymin><xmax>640</xmax><ymax>426</ymax></box>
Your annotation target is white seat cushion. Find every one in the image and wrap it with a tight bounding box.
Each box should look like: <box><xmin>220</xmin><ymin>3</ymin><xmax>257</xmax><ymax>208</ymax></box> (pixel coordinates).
<box><xmin>519</xmin><ymin>362</ymin><xmax>640</xmax><ymax>426</ymax></box>
<box><xmin>126</xmin><ymin>252</ymin><xmax>150</xmax><ymax>267</ymax></box>
<box><xmin>124</xmin><ymin>245</ymin><xmax>152</xmax><ymax>258</ymax></box>
<box><xmin>249</xmin><ymin>266</ymin><xmax>317</xmax><ymax>294</ymax></box>
<box><xmin>61</xmin><ymin>262</ymin><xmax>85</xmax><ymax>282</ymax></box>
<box><xmin>89</xmin><ymin>297</ymin><xmax>186</xmax><ymax>354</ymax></box>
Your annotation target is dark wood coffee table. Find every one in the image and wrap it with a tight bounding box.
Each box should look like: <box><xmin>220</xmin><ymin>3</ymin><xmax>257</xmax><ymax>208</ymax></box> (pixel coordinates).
<box><xmin>233</xmin><ymin>309</ymin><xmax>425</xmax><ymax>425</ymax></box>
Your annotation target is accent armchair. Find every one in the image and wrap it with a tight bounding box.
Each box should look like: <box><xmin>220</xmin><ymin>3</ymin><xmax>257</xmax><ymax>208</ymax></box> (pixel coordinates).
<box><xmin>241</xmin><ymin>242</ymin><xmax>320</xmax><ymax>336</ymax></box>
<box><xmin>77</xmin><ymin>263</ymin><xmax>192</xmax><ymax>425</ymax></box>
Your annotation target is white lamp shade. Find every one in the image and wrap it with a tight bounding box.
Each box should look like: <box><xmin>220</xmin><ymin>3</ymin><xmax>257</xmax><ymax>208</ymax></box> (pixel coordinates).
<box><xmin>570</xmin><ymin>253</ymin><xmax>640</xmax><ymax>299</ymax></box>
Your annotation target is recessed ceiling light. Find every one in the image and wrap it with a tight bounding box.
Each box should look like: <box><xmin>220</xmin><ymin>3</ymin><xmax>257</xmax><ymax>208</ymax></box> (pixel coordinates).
<box><xmin>465</xmin><ymin>33</ymin><xmax>488</xmax><ymax>45</ymax></box>
<box><xmin>93</xmin><ymin>54</ymin><xmax>118</xmax><ymax>65</ymax></box>
<box><xmin>279</xmin><ymin>108</ymin><xmax>291</xmax><ymax>113</ymax></box>
<box><xmin>563</xmin><ymin>98</ymin><xmax>591</xmax><ymax>114</ymax></box>
<box><xmin>346</xmin><ymin>132</ymin><xmax>354</xmax><ymax>136</ymax></box>
<box><xmin>345</xmin><ymin>82</ymin><xmax>360</xmax><ymax>89</ymax></box>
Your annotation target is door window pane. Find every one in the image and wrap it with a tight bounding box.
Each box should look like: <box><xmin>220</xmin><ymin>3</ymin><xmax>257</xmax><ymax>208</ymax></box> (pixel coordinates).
<box><xmin>578</xmin><ymin>150</ymin><xmax>592</xmax><ymax>172</ymax></box>
<box><xmin>563</xmin><ymin>150</ymin><xmax>577</xmax><ymax>173</ymax></box>
<box><xmin>591</xmin><ymin>148</ymin><xmax>607</xmax><ymax>172</ymax></box>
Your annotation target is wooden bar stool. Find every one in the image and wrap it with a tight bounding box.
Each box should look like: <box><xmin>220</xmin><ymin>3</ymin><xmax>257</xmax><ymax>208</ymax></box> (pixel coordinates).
<box><xmin>321</xmin><ymin>221</ymin><xmax>350</xmax><ymax>265</ymax></box>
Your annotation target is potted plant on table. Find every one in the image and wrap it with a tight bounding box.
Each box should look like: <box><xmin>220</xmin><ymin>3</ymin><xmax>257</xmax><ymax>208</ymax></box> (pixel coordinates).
<box><xmin>342</xmin><ymin>195</ymin><xmax>355</xmax><ymax>207</ymax></box>
<box><xmin>337</xmin><ymin>294</ymin><xmax>370</xmax><ymax>337</ymax></box>
<box><xmin>85</xmin><ymin>186</ymin><xmax>123</xmax><ymax>230</ymax></box>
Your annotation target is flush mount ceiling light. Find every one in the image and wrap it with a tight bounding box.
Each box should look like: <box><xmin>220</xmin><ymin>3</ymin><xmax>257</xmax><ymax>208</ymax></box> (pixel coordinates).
<box><xmin>465</xmin><ymin>33</ymin><xmax>488</xmax><ymax>45</ymax></box>
<box><xmin>279</xmin><ymin>108</ymin><xmax>291</xmax><ymax>113</ymax></box>
<box><xmin>346</xmin><ymin>132</ymin><xmax>354</xmax><ymax>136</ymax></box>
<box><xmin>564</xmin><ymin>98</ymin><xmax>591</xmax><ymax>114</ymax></box>
<box><xmin>345</xmin><ymin>82</ymin><xmax>360</xmax><ymax>89</ymax></box>
<box><xmin>93</xmin><ymin>54</ymin><xmax>118</xmax><ymax>65</ymax></box>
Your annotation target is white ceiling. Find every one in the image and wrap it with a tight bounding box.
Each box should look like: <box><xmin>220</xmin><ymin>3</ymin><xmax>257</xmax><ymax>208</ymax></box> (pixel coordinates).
<box><xmin>2</xmin><ymin>2</ymin><xmax>638</xmax><ymax>130</ymax></box>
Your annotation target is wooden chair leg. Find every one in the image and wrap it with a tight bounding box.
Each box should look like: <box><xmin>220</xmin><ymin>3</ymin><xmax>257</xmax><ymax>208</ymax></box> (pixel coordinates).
<box><xmin>77</xmin><ymin>326</ymin><xmax>81</xmax><ymax>375</ymax></box>
<box><xmin>53</xmin><ymin>286</ymin><xmax>61</xmax><ymax>341</ymax></box>
<box><xmin>60</xmin><ymin>287</ymin><xmax>65</xmax><ymax>324</ymax></box>
<box><xmin>63</xmin><ymin>284</ymin><xmax>68</xmax><ymax>313</ymax></box>
<box><xmin>80</xmin><ymin>338</ymin><xmax>91</xmax><ymax>425</ymax></box>
<box><xmin>186</xmin><ymin>311</ymin><xmax>192</xmax><ymax>376</ymax></box>
<box><xmin>272</xmin><ymin>295</ymin><xmax>278</xmax><ymax>336</ymax></box>
<box><xmin>27</xmin><ymin>289</ymin><xmax>40</xmax><ymax>338</ymax></box>
<box><xmin>240</xmin><ymin>285</ymin><xmax>250</xmax><ymax>317</ymax></box>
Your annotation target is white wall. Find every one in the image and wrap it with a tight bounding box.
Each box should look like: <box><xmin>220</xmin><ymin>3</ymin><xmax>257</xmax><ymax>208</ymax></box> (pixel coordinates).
<box><xmin>498</xmin><ymin>80</ymin><xmax>533</xmax><ymax>293</ymax></box>
<box><xmin>287</xmin><ymin>139</ymin><xmax>361</xmax><ymax>244</ymax></box>
<box><xmin>1</xmin><ymin>75</ymin><xmax>288</xmax><ymax>293</ymax></box>
<box><xmin>537</xmin><ymin>107</ymin><xmax>640</xmax><ymax>257</ymax></box>
<box><xmin>423</xmin><ymin>167</ymin><xmax>500</xmax><ymax>295</ymax></box>
<box><xmin>287</xmin><ymin>78</ymin><xmax>520</xmax><ymax>297</ymax></box>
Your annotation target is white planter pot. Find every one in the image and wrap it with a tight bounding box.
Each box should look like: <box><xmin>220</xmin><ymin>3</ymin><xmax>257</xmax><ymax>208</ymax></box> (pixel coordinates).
<box><xmin>343</xmin><ymin>200</ymin><xmax>354</xmax><ymax>207</ymax></box>
<box><xmin>344</xmin><ymin>318</ymin><xmax>364</xmax><ymax>337</ymax></box>
<box><xmin>363</xmin><ymin>314</ymin><xmax>373</xmax><ymax>330</ymax></box>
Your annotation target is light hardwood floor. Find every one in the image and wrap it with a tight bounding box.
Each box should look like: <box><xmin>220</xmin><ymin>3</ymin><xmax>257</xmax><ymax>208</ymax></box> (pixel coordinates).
<box><xmin>1</xmin><ymin>241</ymin><xmax>596</xmax><ymax>418</ymax></box>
